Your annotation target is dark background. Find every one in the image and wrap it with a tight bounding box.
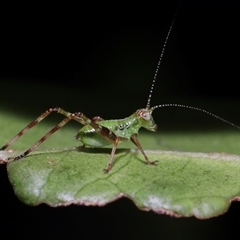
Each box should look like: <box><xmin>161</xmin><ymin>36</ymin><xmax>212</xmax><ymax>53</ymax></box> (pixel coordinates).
<box><xmin>1</xmin><ymin>0</ymin><xmax>240</xmax><ymax>127</ymax></box>
<box><xmin>1</xmin><ymin>1</ymin><xmax>240</xmax><ymax>239</ymax></box>
<box><xmin>1</xmin><ymin>1</ymin><xmax>240</xmax><ymax>106</ymax></box>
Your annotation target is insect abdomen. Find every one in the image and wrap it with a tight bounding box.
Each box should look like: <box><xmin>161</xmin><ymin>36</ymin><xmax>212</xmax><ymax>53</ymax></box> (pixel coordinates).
<box><xmin>76</xmin><ymin>125</ymin><xmax>111</xmax><ymax>147</ymax></box>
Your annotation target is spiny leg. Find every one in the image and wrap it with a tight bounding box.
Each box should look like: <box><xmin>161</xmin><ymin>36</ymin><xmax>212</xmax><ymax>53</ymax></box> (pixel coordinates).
<box><xmin>0</xmin><ymin>107</ymin><xmax>94</xmax><ymax>160</ymax></box>
<box><xmin>1</xmin><ymin>106</ymin><xmax>128</xmax><ymax>172</ymax></box>
<box><xmin>0</xmin><ymin>107</ymin><xmax>59</xmax><ymax>151</ymax></box>
<box><xmin>130</xmin><ymin>133</ymin><xmax>158</xmax><ymax>166</ymax></box>
<box><xmin>0</xmin><ymin>107</ymin><xmax>85</xmax><ymax>150</ymax></box>
<box><xmin>13</xmin><ymin>118</ymin><xmax>71</xmax><ymax>160</ymax></box>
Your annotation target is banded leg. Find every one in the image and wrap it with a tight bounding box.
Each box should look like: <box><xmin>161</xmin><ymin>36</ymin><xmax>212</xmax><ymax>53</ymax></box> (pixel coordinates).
<box><xmin>1</xmin><ymin>107</ymin><xmax>58</xmax><ymax>151</ymax></box>
<box><xmin>1</xmin><ymin>107</ymin><xmax>129</xmax><ymax>173</ymax></box>
<box><xmin>0</xmin><ymin>107</ymin><xmax>84</xmax><ymax>150</ymax></box>
<box><xmin>130</xmin><ymin>133</ymin><xmax>158</xmax><ymax>166</ymax></box>
<box><xmin>0</xmin><ymin>107</ymin><xmax>100</xmax><ymax>160</ymax></box>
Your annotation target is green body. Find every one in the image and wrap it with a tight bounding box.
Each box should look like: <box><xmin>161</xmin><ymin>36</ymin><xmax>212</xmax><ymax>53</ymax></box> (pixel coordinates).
<box><xmin>76</xmin><ymin>108</ymin><xmax>157</xmax><ymax>147</ymax></box>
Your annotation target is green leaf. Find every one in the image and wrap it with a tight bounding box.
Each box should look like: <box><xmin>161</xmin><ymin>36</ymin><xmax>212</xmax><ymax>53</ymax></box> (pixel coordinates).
<box><xmin>1</xmin><ymin>106</ymin><xmax>240</xmax><ymax>219</ymax></box>
<box><xmin>6</xmin><ymin>148</ymin><xmax>240</xmax><ymax>218</ymax></box>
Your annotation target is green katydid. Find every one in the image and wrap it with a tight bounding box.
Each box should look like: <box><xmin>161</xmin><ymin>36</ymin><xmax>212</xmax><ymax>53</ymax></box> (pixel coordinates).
<box><xmin>1</xmin><ymin>5</ymin><xmax>240</xmax><ymax>173</ymax></box>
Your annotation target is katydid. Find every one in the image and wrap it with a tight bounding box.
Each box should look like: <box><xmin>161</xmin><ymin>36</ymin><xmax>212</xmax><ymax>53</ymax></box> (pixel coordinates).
<box><xmin>1</xmin><ymin>5</ymin><xmax>240</xmax><ymax>173</ymax></box>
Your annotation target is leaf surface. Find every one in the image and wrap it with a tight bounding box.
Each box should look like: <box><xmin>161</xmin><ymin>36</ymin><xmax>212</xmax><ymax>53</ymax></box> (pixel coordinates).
<box><xmin>1</xmin><ymin>107</ymin><xmax>240</xmax><ymax>218</ymax></box>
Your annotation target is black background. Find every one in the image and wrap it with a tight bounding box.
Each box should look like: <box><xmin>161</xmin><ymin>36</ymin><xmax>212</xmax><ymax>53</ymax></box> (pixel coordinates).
<box><xmin>1</xmin><ymin>1</ymin><xmax>239</xmax><ymax>95</ymax></box>
<box><xmin>1</xmin><ymin>1</ymin><xmax>240</xmax><ymax>239</ymax></box>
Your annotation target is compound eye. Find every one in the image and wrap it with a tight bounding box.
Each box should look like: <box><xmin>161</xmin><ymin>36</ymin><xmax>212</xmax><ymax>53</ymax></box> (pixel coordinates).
<box><xmin>142</xmin><ymin>111</ymin><xmax>151</xmax><ymax>120</ymax></box>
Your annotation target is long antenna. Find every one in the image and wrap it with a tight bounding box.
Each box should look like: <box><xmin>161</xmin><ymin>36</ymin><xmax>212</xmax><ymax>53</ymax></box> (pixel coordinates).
<box><xmin>150</xmin><ymin>104</ymin><xmax>240</xmax><ymax>130</ymax></box>
<box><xmin>146</xmin><ymin>3</ymin><xmax>181</xmax><ymax>109</ymax></box>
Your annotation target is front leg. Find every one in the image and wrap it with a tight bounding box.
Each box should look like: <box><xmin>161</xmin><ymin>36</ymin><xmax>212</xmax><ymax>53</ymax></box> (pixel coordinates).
<box><xmin>130</xmin><ymin>133</ymin><xmax>158</xmax><ymax>166</ymax></box>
